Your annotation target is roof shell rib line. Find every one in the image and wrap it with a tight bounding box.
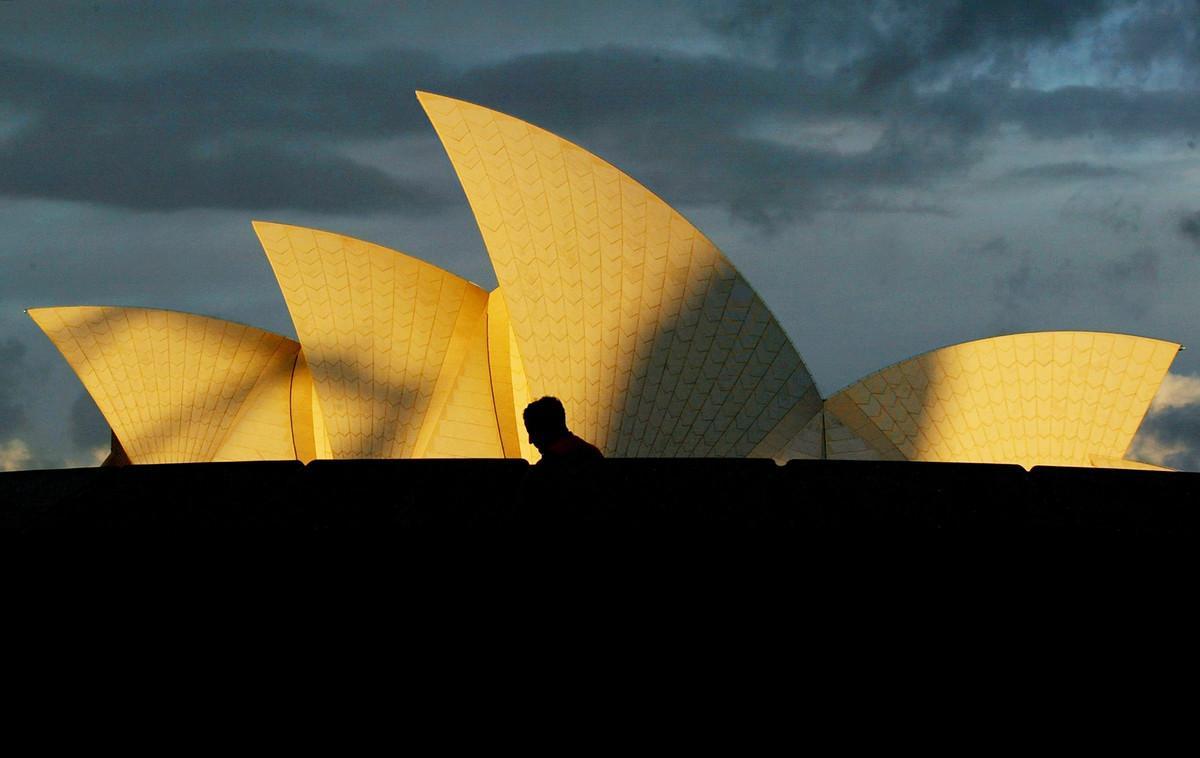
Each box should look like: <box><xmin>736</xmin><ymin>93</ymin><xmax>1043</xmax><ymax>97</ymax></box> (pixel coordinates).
<box><xmin>417</xmin><ymin>91</ymin><xmax>821</xmax><ymax>459</ymax></box>
<box><xmin>823</xmin><ymin>330</ymin><xmax>1181</xmax><ymax>469</ymax></box>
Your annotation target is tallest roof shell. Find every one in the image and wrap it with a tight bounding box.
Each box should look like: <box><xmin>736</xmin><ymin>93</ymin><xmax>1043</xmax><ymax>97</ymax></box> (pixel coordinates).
<box><xmin>418</xmin><ymin>92</ymin><xmax>821</xmax><ymax>458</ymax></box>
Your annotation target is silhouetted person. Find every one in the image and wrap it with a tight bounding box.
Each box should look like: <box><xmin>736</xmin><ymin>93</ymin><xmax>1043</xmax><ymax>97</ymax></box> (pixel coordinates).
<box><xmin>523</xmin><ymin>396</ymin><xmax>603</xmax><ymax>466</ymax></box>
<box><xmin>518</xmin><ymin>397</ymin><xmax>604</xmax><ymax>520</ymax></box>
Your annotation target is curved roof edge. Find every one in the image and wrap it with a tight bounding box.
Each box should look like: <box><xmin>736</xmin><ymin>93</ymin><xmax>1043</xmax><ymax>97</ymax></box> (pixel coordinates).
<box><xmin>251</xmin><ymin>219</ymin><xmax>482</xmax><ymax>288</ymax></box>
<box><xmin>411</xmin><ymin>91</ymin><xmax>802</xmax><ymax>355</ymax></box>
<box><xmin>828</xmin><ymin>330</ymin><xmax>1181</xmax><ymax>398</ymax></box>
<box><xmin>26</xmin><ymin>304</ymin><xmax>286</xmax><ymax>338</ymax></box>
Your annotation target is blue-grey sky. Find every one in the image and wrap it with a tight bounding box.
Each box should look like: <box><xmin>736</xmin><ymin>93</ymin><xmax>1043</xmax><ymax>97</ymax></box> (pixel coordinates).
<box><xmin>2</xmin><ymin>0</ymin><xmax>1199</xmax><ymax>470</ymax></box>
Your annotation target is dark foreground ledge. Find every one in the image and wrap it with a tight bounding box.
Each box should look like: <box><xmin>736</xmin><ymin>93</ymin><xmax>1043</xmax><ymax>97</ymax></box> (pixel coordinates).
<box><xmin>1</xmin><ymin>458</ymin><xmax>1197</xmax><ymax>531</ymax></box>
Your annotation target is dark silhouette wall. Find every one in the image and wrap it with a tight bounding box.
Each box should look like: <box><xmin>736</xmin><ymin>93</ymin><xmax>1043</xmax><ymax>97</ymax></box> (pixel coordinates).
<box><xmin>2</xmin><ymin>459</ymin><xmax>1196</xmax><ymax>531</ymax></box>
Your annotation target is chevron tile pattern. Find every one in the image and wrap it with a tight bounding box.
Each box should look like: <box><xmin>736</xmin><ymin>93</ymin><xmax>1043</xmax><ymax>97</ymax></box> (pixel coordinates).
<box><xmin>418</xmin><ymin>92</ymin><xmax>820</xmax><ymax>458</ymax></box>
<box><xmin>28</xmin><ymin>306</ymin><xmax>299</xmax><ymax>464</ymax></box>
<box><xmin>824</xmin><ymin>331</ymin><xmax>1180</xmax><ymax>469</ymax></box>
<box><xmin>253</xmin><ymin>221</ymin><xmax>496</xmax><ymax>459</ymax></box>
<box><xmin>822</xmin><ymin>409</ymin><xmax>892</xmax><ymax>461</ymax></box>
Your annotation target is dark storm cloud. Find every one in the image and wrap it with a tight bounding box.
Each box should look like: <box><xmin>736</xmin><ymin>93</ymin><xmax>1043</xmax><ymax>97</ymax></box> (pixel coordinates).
<box><xmin>701</xmin><ymin>0</ymin><xmax>1200</xmax><ymax>85</ymax></box>
<box><xmin>0</xmin><ymin>337</ymin><xmax>28</xmax><ymax>431</ymax></box>
<box><xmin>69</xmin><ymin>392</ymin><xmax>108</xmax><ymax>452</ymax></box>
<box><xmin>1099</xmin><ymin>246</ymin><xmax>1159</xmax><ymax>285</ymax></box>
<box><xmin>699</xmin><ymin>1</ymin><xmax>1200</xmax><ymax>141</ymax></box>
<box><xmin>0</xmin><ymin>50</ymin><xmax>451</xmax><ymax>213</ymax></box>
<box><xmin>827</xmin><ymin>197</ymin><xmax>954</xmax><ymax>217</ymax></box>
<box><xmin>4</xmin><ymin>1</ymin><xmax>341</xmax><ymax>37</ymax></box>
<box><xmin>1098</xmin><ymin>246</ymin><xmax>1160</xmax><ymax>317</ymax></box>
<box><xmin>990</xmin><ymin>245</ymin><xmax>1160</xmax><ymax>325</ymax></box>
<box><xmin>1</xmin><ymin>129</ymin><xmax>444</xmax><ymax>213</ymax></box>
<box><xmin>1</xmin><ymin>2</ymin><xmax>1197</xmax><ymax>225</ymax></box>
<box><xmin>452</xmin><ymin>48</ymin><xmax>947</xmax><ymax>227</ymax></box>
<box><xmin>854</xmin><ymin>1</ymin><xmax>1114</xmax><ymax>94</ymax></box>
<box><xmin>995</xmin><ymin>85</ymin><xmax>1200</xmax><ymax>140</ymax></box>
<box><xmin>998</xmin><ymin>162</ymin><xmax>1135</xmax><ymax>184</ymax></box>
<box><xmin>0</xmin><ymin>129</ymin><xmax>441</xmax><ymax>213</ymax></box>
<box><xmin>1179</xmin><ymin>210</ymin><xmax>1200</xmax><ymax>248</ymax></box>
<box><xmin>0</xmin><ymin>1</ymin><xmax>349</xmax><ymax>65</ymax></box>
<box><xmin>1095</xmin><ymin>0</ymin><xmax>1200</xmax><ymax>74</ymax></box>
<box><xmin>0</xmin><ymin>46</ymin><xmax>970</xmax><ymax>225</ymax></box>
<box><xmin>0</xmin><ymin>336</ymin><xmax>57</xmax><ymax>471</ymax></box>
<box><xmin>961</xmin><ymin>236</ymin><xmax>1013</xmax><ymax>258</ymax></box>
<box><xmin>452</xmin><ymin>47</ymin><xmax>823</xmax><ymax>127</ymax></box>
<box><xmin>993</xmin><ymin>256</ymin><xmax>1078</xmax><ymax>319</ymax></box>
<box><xmin>700</xmin><ymin>0</ymin><xmax>1115</xmax><ymax>88</ymax></box>
<box><xmin>1060</xmin><ymin>190</ymin><xmax>1143</xmax><ymax>234</ymax></box>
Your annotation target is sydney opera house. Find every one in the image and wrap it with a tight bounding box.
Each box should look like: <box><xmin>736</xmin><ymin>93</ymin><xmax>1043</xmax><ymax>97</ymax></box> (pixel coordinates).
<box><xmin>27</xmin><ymin>93</ymin><xmax>1180</xmax><ymax>472</ymax></box>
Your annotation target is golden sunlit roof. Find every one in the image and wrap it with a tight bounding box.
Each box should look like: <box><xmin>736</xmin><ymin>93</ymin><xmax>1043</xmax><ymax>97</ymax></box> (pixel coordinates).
<box><xmin>252</xmin><ymin>221</ymin><xmax>502</xmax><ymax>459</ymax></box>
<box><xmin>824</xmin><ymin>331</ymin><xmax>1180</xmax><ymax>469</ymax></box>
<box><xmin>25</xmin><ymin>95</ymin><xmax>1183</xmax><ymax>471</ymax></box>
<box><xmin>418</xmin><ymin>91</ymin><xmax>822</xmax><ymax>459</ymax></box>
<box><xmin>28</xmin><ymin>306</ymin><xmax>300</xmax><ymax>464</ymax></box>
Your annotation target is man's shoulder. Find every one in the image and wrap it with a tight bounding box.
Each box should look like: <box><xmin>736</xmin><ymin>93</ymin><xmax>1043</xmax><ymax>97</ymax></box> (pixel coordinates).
<box><xmin>540</xmin><ymin>432</ymin><xmax>604</xmax><ymax>463</ymax></box>
<box><xmin>565</xmin><ymin>433</ymin><xmax>603</xmax><ymax>459</ymax></box>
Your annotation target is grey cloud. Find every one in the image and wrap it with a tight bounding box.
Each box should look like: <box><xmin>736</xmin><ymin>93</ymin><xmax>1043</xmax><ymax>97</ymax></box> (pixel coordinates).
<box><xmin>1099</xmin><ymin>246</ymin><xmax>1160</xmax><ymax>317</ymax></box>
<box><xmin>992</xmin><ymin>245</ymin><xmax>1161</xmax><ymax>326</ymax></box>
<box><xmin>453</xmin><ymin>48</ymin><xmax>979</xmax><ymax>225</ymax></box>
<box><xmin>702</xmin><ymin>2</ymin><xmax>1200</xmax><ymax>141</ymax></box>
<box><xmin>702</xmin><ymin>1</ymin><xmax>1200</xmax><ymax>89</ymax></box>
<box><xmin>1100</xmin><ymin>246</ymin><xmax>1159</xmax><ymax>285</ymax></box>
<box><xmin>624</xmin><ymin>123</ymin><xmax>969</xmax><ymax>227</ymax></box>
<box><xmin>1179</xmin><ymin>210</ymin><xmax>1200</xmax><ymax>247</ymax></box>
<box><xmin>452</xmin><ymin>47</ymin><xmax>823</xmax><ymax>130</ymax></box>
<box><xmin>1060</xmin><ymin>190</ymin><xmax>1143</xmax><ymax>234</ymax></box>
<box><xmin>998</xmin><ymin>162</ymin><xmax>1135</xmax><ymax>184</ymax></box>
<box><xmin>69</xmin><ymin>392</ymin><xmax>108</xmax><ymax>452</ymax></box>
<box><xmin>0</xmin><ymin>1</ymin><xmax>349</xmax><ymax>68</ymax></box>
<box><xmin>0</xmin><ymin>337</ymin><xmax>63</xmax><ymax>471</ymax></box>
<box><xmin>962</xmin><ymin>236</ymin><xmax>1013</xmax><ymax>258</ymax></box>
<box><xmin>0</xmin><ymin>46</ymin><xmax>974</xmax><ymax>225</ymax></box>
<box><xmin>856</xmin><ymin>0</ymin><xmax>1113</xmax><ymax>93</ymax></box>
<box><xmin>0</xmin><ymin>50</ymin><xmax>451</xmax><ymax>213</ymax></box>
<box><xmin>996</xmin><ymin>85</ymin><xmax>1200</xmax><ymax>140</ymax></box>
<box><xmin>826</xmin><ymin>197</ymin><xmax>954</xmax><ymax>217</ymax></box>
<box><xmin>1137</xmin><ymin>403</ymin><xmax>1200</xmax><ymax>470</ymax></box>
<box><xmin>2</xmin><ymin>18</ymin><xmax>1197</xmax><ymax>225</ymax></box>
<box><xmin>122</xmin><ymin>49</ymin><xmax>449</xmax><ymax>139</ymax></box>
<box><xmin>1096</xmin><ymin>0</ymin><xmax>1200</xmax><ymax>75</ymax></box>
<box><xmin>2</xmin><ymin>1</ymin><xmax>342</xmax><ymax>38</ymax></box>
<box><xmin>994</xmin><ymin>256</ymin><xmax>1078</xmax><ymax>315</ymax></box>
<box><xmin>0</xmin><ymin>337</ymin><xmax>28</xmax><ymax>431</ymax></box>
<box><xmin>701</xmin><ymin>0</ymin><xmax>1115</xmax><ymax>89</ymax></box>
<box><xmin>0</xmin><ymin>129</ymin><xmax>446</xmax><ymax>213</ymax></box>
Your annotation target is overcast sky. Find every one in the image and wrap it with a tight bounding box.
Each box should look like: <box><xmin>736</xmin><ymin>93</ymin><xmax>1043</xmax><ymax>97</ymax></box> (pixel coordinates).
<box><xmin>2</xmin><ymin>0</ymin><xmax>1199</xmax><ymax>470</ymax></box>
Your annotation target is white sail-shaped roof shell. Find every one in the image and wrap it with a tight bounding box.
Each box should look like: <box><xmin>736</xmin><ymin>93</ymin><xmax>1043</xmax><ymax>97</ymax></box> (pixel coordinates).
<box><xmin>418</xmin><ymin>92</ymin><xmax>822</xmax><ymax>458</ymax></box>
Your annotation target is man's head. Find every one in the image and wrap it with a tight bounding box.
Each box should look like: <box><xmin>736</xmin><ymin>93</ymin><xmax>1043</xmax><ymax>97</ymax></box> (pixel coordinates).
<box><xmin>523</xmin><ymin>396</ymin><xmax>568</xmax><ymax>453</ymax></box>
